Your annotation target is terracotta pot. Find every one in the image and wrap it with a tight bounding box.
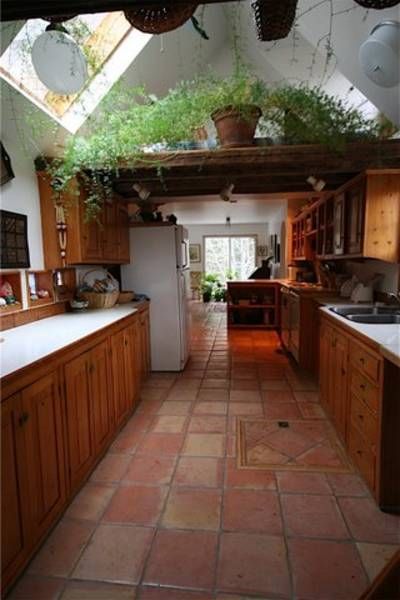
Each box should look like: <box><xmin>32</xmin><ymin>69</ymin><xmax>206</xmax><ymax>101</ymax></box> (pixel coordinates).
<box><xmin>212</xmin><ymin>105</ymin><xmax>262</xmax><ymax>148</ymax></box>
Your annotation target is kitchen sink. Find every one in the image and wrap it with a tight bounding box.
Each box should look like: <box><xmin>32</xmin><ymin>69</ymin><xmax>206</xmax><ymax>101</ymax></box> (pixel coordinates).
<box><xmin>329</xmin><ymin>306</ymin><xmax>400</xmax><ymax>317</ymax></box>
<box><xmin>347</xmin><ymin>314</ymin><xmax>400</xmax><ymax>324</ymax></box>
<box><xmin>329</xmin><ymin>306</ymin><xmax>400</xmax><ymax>324</ymax></box>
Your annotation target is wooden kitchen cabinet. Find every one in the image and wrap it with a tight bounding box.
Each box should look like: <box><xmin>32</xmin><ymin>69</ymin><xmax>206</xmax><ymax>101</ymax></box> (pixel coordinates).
<box><xmin>139</xmin><ymin>308</ymin><xmax>151</xmax><ymax>380</ymax></box>
<box><xmin>291</xmin><ymin>170</ymin><xmax>400</xmax><ymax>263</ymax></box>
<box><xmin>37</xmin><ymin>173</ymin><xmax>130</xmax><ymax>267</ymax></box>
<box><xmin>1</xmin><ymin>308</ymin><xmax>150</xmax><ymax>594</ymax></box>
<box><xmin>1</xmin><ymin>374</ymin><xmax>67</xmax><ymax>591</ymax></box>
<box><xmin>333</xmin><ymin>192</ymin><xmax>346</xmax><ymax>255</ymax></box>
<box><xmin>64</xmin><ymin>352</ymin><xmax>95</xmax><ymax>490</ymax></box>
<box><xmin>346</xmin><ymin>180</ymin><xmax>365</xmax><ymax>254</ymax></box>
<box><xmin>1</xmin><ymin>395</ymin><xmax>27</xmax><ymax>587</ymax></box>
<box><xmin>319</xmin><ymin>320</ymin><xmax>348</xmax><ymax>440</ymax></box>
<box><xmin>319</xmin><ymin>314</ymin><xmax>400</xmax><ymax>510</ymax></box>
<box><xmin>65</xmin><ymin>341</ymin><xmax>114</xmax><ymax>491</ymax></box>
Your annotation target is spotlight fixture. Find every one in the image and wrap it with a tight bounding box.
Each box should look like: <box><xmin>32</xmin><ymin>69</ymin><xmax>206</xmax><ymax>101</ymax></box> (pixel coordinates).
<box><xmin>220</xmin><ymin>183</ymin><xmax>235</xmax><ymax>203</ymax></box>
<box><xmin>132</xmin><ymin>182</ymin><xmax>151</xmax><ymax>202</ymax></box>
<box><xmin>359</xmin><ymin>21</ymin><xmax>400</xmax><ymax>88</ymax></box>
<box><xmin>31</xmin><ymin>23</ymin><xmax>88</xmax><ymax>95</ymax></box>
<box><xmin>307</xmin><ymin>175</ymin><xmax>326</xmax><ymax>192</ymax></box>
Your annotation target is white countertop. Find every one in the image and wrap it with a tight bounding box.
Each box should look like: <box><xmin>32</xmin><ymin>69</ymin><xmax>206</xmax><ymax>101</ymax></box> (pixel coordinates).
<box><xmin>0</xmin><ymin>305</ymin><xmax>138</xmax><ymax>380</ymax></box>
<box><xmin>320</xmin><ymin>306</ymin><xmax>400</xmax><ymax>368</ymax></box>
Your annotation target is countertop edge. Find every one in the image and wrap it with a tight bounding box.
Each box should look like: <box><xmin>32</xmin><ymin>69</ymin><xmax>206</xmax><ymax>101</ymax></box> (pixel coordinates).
<box><xmin>0</xmin><ymin>302</ymin><xmax>149</xmax><ymax>383</ymax></box>
<box><xmin>319</xmin><ymin>306</ymin><xmax>400</xmax><ymax>368</ymax></box>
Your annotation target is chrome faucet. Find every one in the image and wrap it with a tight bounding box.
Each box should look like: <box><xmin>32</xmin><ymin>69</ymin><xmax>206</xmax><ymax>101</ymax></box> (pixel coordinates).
<box><xmin>387</xmin><ymin>292</ymin><xmax>400</xmax><ymax>306</ymax></box>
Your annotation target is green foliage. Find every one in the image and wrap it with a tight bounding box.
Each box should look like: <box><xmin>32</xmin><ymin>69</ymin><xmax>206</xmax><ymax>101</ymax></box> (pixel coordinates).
<box><xmin>42</xmin><ymin>74</ymin><xmax>383</xmax><ymax>221</ymax></box>
<box><xmin>262</xmin><ymin>85</ymin><xmax>380</xmax><ymax>149</ymax></box>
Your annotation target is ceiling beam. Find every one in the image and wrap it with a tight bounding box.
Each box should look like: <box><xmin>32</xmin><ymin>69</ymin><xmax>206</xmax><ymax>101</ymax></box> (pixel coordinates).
<box><xmin>1</xmin><ymin>0</ymin><xmax>242</xmax><ymax>22</ymax></box>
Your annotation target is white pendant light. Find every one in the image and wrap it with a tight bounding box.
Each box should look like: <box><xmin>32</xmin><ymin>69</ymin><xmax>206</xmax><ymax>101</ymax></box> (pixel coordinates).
<box><xmin>359</xmin><ymin>20</ymin><xmax>400</xmax><ymax>88</ymax></box>
<box><xmin>32</xmin><ymin>25</ymin><xmax>88</xmax><ymax>95</ymax></box>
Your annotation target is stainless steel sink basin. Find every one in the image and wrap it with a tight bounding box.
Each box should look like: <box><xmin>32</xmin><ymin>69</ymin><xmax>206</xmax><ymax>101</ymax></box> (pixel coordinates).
<box><xmin>329</xmin><ymin>306</ymin><xmax>400</xmax><ymax>317</ymax></box>
<box><xmin>347</xmin><ymin>314</ymin><xmax>400</xmax><ymax>324</ymax></box>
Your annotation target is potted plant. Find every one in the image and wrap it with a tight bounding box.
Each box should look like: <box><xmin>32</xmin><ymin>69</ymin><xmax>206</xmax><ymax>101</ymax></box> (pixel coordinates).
<box><xmin>201</xmin><ymin>273</ymin><xmax>219</xmax><ymax>302</ymax></box>
<box><xmin>196</xmin><ymin>68</ymin><xmax>268</xmax><ymax>147</ymax></box>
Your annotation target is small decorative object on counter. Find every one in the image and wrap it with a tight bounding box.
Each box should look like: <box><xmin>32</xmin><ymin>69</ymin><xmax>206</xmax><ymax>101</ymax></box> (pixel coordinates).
<box><xmin>119</xmin><ymin>291</ymin><xmax>135</xmax><ymax>304</ymax></box>
<box><xmin>37</xmin><ymin>289</ymin><xmax>50</xmax><ymax>298</ymax></box>
<box><xmin>0</xmin><ymin>297</ymin><xmax>6</xmax><ymax>306</ymax></box>
<box><xmin>69</xmin><ymin>298</ymin><xmax>89</xmax><ymax>311</ymax></box>
<box><xmin>167</xmin><ymin>214</ymin><xmax>178</xmax><ymax>225</ymax></box>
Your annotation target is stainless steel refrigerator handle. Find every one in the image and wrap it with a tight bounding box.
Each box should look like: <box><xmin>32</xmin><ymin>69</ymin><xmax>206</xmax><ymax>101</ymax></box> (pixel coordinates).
<box><xmin>181</xmin><ymin>240</ymin><xmax>189</xmax><ymax>269</ymax></box>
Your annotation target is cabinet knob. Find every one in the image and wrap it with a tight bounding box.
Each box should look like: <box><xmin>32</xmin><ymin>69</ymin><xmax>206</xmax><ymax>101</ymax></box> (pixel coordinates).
<box><xmin>359</xmin><ymin>357</ymin><xmax>365</xmax><ymax>365</ymax></box>
<box><xmin>89</xmin><ymin>363</ymin><xmax>95</xmax><ymax>373</ymax></box>
<box><xmin>18</xmin><ymin>412</ymin><xmax>29</xmax><ymax>427</ymax></box>
<box><xmin>359</xmin><ymin>383</ymin><xmax>366</xmax><ymax>391</ymax></box>
<box><xmin>341</xmin><ymin>368</ymin><xmax>346</xmax><ymax>376</ymax></box>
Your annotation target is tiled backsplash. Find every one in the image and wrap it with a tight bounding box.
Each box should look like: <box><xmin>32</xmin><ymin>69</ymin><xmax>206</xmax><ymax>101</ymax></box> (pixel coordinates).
<box><xmin>344</xmin><ymin>260</ymin><xmax>399</xmax><ymax>293</ymax></box>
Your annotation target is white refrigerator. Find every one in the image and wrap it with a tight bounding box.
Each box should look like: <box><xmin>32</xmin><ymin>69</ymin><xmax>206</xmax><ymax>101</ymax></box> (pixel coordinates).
<box><xmin>121</xmin><ymin>225</ymin><xmax>191</xmax><ymax>371</ymax></box>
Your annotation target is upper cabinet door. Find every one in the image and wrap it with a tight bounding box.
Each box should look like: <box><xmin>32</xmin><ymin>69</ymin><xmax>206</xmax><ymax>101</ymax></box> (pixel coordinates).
<box><xmin>333</xmin><ymin>193</ymin><xmax>346</xmax><ymax>255</ymax></box>
<box><xmin>346</xmin><ymin>182</ymin><xmax>365</xmax><ymax>255</ymax></box>
<box><xmin>81</xmin><ymin>208</ymin><xmax>104</xmax><ymax>262</ymax></box>
<box><xmin>19</xmin><ymin>373</ymin><xmax>66</xmax><ymax>541</ymax></box>
<box><xmin>103</xmin><ymin>201</ymin><xmax>118</xmax><ymax>262</ymax></box>
<box><xmin>117</xmin><ymin>204</ymin><xmax>130</xmax><ymax>263</ymax></box>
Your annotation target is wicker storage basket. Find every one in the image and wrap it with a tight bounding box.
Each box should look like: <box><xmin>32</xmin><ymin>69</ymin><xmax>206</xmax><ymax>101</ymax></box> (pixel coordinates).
<box><xmin>119</xmin><ymin>291</ymin><xmax>135</xmax><ymax>304</ymax></box>
<box><xmin>80</xmin><ymin>270</ymin><xmax>119</xmax><ymax>309</ymax></box>
<box><xmin>124</xmin><ymin>3</ymin><xmax>198</xmax><ymax>34</ymax></box>
<box><xmin>252</xmin><ymin>0</ymin><xmax>298</xmax><ymax>41</ymax></box>
<box><xmin>354</xmin><ymin>0</ymin><xmax>399</xmax><ymax>8</ymax></box>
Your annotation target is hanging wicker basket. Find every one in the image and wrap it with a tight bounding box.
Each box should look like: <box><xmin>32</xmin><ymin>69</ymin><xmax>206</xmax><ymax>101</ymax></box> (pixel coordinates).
<box><xmin>124</xmin><ymin>3</ymin><xmax>198</xmax><ymax>34</ymax></box>
<box><xmin>353</xmin><ymin>0</ymin><xmax>399</xmax><ymax>8</ymax></box>
<box><xmin>252</xmin><ymin>0</ymin><xmax>298</xmax><ymax>41</ymax></box>
<box><xmin>42</xmin><ymin>15</ymin><xmax>77</xmax><ymax>23</ymax></box>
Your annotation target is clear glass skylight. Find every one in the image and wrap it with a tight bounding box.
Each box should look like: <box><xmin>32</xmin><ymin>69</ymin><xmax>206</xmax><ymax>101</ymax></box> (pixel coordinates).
<box><xmin>0</xmin><ymin>14</ymin><xmax>152</xmax><ymax>133</ymax></box>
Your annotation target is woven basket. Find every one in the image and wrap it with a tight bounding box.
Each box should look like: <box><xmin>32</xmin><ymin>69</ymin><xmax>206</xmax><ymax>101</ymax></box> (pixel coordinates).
<box><xmin>81</xmin><ymin>290</ymin><xmax>119</xmax><ymax>309</ymax></box>
<box><xmin>124</xmin><ymin>3</ymin><xmax>198</xmax><ymax>34</ymax></box>
<box><xmin>119</xmin><ymin>291</ymin><xmax>135</xmax><ymax>304</ymax></box>
<box><xmin>80</xmin><ymin>269</ymin><xmax>119</xmax><ymax>309</ymax></box>
<box><xmin>43</xmin><ymin>15</ymin><xmax>77</xmax><ymax>23</ymax></box>
<box><xmin>354</xmin><ymin>0</ymin><xmax>399</xmax><ymax>8</ymax></box>
<box><xmin>252</xmin><ymin>0</ymin><xmax>298</xmax><ymax>41</ymax></box>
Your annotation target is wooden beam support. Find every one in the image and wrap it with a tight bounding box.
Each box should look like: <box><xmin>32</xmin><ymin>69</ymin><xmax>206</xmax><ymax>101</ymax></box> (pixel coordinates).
<box><xmin>1</xmin><ymin>0</ymin><xmax>241</xmax><ymax>22</ymax></box>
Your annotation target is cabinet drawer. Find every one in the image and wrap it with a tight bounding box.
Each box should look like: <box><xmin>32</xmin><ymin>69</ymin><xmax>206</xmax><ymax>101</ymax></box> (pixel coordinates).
<box><xmin>350</xmin><ymin>343</ymin><xmax>380</xmax><ymax>383</ymax></box>
<box><xmin>348</xmin><ymin>424</ymin><xmax>375</xmax><ymax>491</ymax></box>
<box><xmin>350</xmin><ymin>368</ymin><xmax>380</xmax><ymax>414</ymax></box>
<box><xmin>350</xmin><ymin>393</ymin><xmax>378</xmax><ymax>453</ymax></box>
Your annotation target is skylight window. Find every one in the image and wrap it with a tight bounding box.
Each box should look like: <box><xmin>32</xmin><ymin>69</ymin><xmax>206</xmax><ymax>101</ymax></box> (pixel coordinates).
<box><xmin>0</xmin><ymin>13</ymin><xmax>152</xmax><ymax>133</ymax></box>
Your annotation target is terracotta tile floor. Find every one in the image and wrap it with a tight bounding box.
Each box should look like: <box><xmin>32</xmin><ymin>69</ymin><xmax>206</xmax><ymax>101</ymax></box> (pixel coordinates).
<box><xmin>10</xmin><ymin>302</ymin><xmax>400</xmax><ymax>599</ymax></box>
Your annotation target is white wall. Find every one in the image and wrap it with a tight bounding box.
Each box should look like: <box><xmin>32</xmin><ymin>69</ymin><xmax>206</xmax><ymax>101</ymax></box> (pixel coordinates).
<box><xmin>0</xmin><ymin>138</ymin><xmax>43</xmax><ymax>270</ymax></box>
<box><xmin>343</xmin><ymin>260</ymin><xmax>399</xmax><ymax>294</ymax></box>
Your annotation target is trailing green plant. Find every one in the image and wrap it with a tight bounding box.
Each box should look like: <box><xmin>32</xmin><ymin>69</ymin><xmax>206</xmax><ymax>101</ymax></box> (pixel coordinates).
<box><xmin>41</xmin><ymin>74</ymin><xmax>384</xmax><ymax>221</ymax></box>
<box><xmin>262</xmin><ymin>85</ymin><xmax>380</xmax><ymax>149</ymax></box>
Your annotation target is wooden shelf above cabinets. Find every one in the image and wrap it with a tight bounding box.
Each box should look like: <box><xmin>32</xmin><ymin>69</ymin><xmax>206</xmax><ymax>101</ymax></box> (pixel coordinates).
<box><xmin>37</xmin><ymin>173</ymin><xmax>130</xmax><ymax>268</ymax></box>
<box><xmin>290</xmin><ymin>170</ymin><xmax>400</xmax><ymax>264</ymax></box>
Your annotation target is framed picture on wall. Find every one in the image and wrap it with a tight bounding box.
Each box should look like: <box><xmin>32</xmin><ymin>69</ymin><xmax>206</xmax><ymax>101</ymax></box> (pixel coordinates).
<box><xmin>0</xmin><ymin>142</ymin><xmax>15</xmax><ymax>185</ymax></box>
<box><xmin>0</xmin><ymin>210</ymin><xmax>30</xmax><ymax>268</ymax></box>
<box><xmin>189</xmin><ymin>243</ymin><xmax>201</xmax><ymax>263</ymax></box>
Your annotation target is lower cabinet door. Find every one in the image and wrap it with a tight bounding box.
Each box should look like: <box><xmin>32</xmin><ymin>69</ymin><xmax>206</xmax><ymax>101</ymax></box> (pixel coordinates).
<box><xmin>331</xmin><ymin>332</ymin><xmax>349</xmax><ymax>440</ymax></box>
<box><xmin>89</xmin><ymin>341</ymin><xmax>114</xmax><ymax>454</ymax></box>
<box><xmin>111</xmin><ymin>329</ymin><xmax>130</xmax><ymax>426</ymax></box>
<box><xmin>65</xmin><ymin>353</ymin><xmax>95</xmax><ymax>490</ymax></box>
<box><xmin>124</xmin><ymin>325</ymin><xmax>138</xmax><ymax>411</ymax></box>
<box><xmin>20</xmin><ymin>373</ymin><xmax>67</xmax><ymax>543</ymax></box>
<box><xmin>1</xmin><ymin>395</ymin><xmax>27</xmax><ymax>587</ymax></box>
